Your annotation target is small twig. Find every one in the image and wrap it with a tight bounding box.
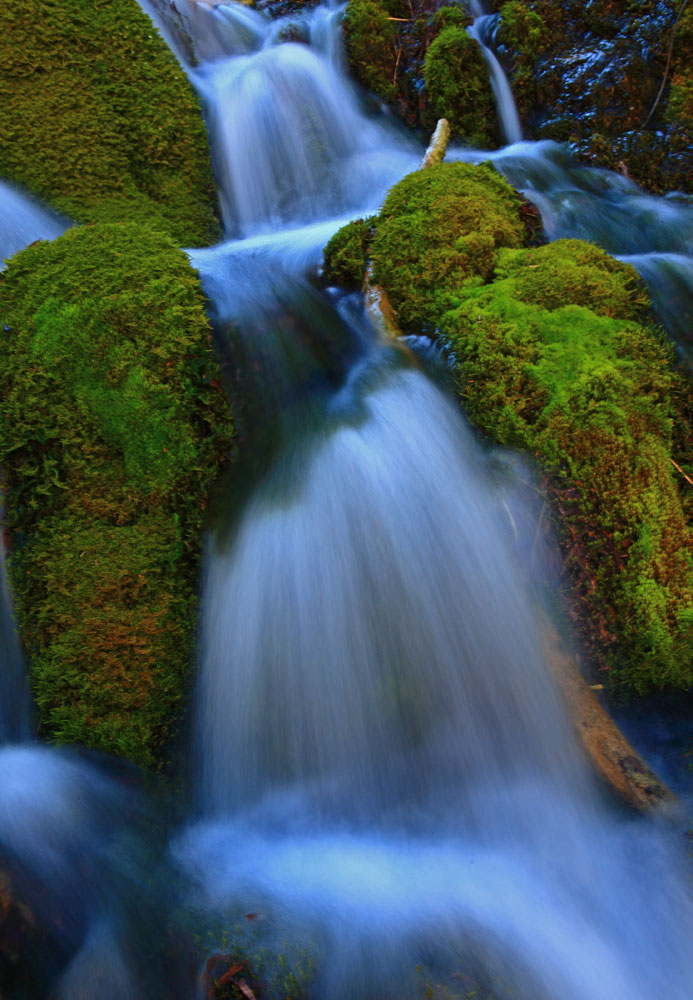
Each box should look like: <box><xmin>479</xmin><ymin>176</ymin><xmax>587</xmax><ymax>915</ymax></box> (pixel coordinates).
<box><xmin>640</xmin><ymin>0</ymin><xmax>688</xmax><ymax>129</ymax></box>
<box><xmin>670</xmin><ymin>456</ymin><xmax>693</xmax><ymax>486</ymax></box>
<box><xmin>393</xmin><ymin>43</ymin><xmax>402</xmax><ymax>85</ymax></box>
<box><xmin>386</xmin><ymin>16</ymin><xmax>410</xmax><ymax>20</ymax></box>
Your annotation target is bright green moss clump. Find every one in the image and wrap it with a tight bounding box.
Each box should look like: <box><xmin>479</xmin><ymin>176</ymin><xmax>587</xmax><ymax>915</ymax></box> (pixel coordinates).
<box><xmin>344</xmin><ymin>158</ymin><xmax>692</xmax><ymax>693</ymax></box>
<box><xmin>0</xmin><ymin>223</ymin><xmax>234</xmax><ymax>766</ymax></box>
<box><xmin>439</xmin><ymin>241</ymin><xmax>692</xmax><ymax>693</ymax></box>
<box><xmin>423</xmin><ymin>26</ymin><xmax>497</xmax><ymax>146</ymax></box>
<box><xmin>0</xmin><ymin>0</ymin><xmax>219</xmax><ymax>245</ymax></box>
<box><xmin>370</xmin><ymin>162</ymin><xmax>526</xmax><ymax>329</ymax></box>
<box><xmin>322</xmin><ymin>217</ymin><xmax>375</xmax><ymax>288</ymax></box>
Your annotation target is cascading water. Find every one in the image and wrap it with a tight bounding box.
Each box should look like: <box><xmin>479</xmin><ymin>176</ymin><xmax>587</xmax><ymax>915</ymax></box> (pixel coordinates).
<box><xmin>0</xmin><ymin>180</ymin><xmax>68</xmax><ymax>270</ymax></box>
<box><xmin>2</xmin><ymin>0</ymin><xmax>693</xmax><ymax>996</ymax></box>
<box><xmin>468</xmin><ymin>10</ymin><xmax>523</xmax><ymax>146</ymax></box>
<box><xmin>147</xmin><ymin>2</ymin><xmax>693</xmax><ymax>998</ymax></box>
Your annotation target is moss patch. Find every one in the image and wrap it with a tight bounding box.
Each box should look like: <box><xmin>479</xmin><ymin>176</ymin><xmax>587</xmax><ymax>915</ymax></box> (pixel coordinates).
<box><xmin>322</xmin><ymin>216</ymin><xmax>376</xmax><ymax>288</ymax></box>
<box><xmin>0</xmin><ymin>0</ymin><xmax>220</xmax><ymax>245</ymax></box>
<box><xmin>343</xmin><ymin>0</ymin><xmax>399</xmax><ymax>103</ymax></box>
<box><xmin>370</xmin><ymin>162</ymin><xmax>526</xmax><ymax>329</ymax></box>
<box><xmin>439</xmin><ymin>241</ymin><xmax>692</xmax><ymax>693</ymax></box>
<box><xmin>423</xmin><ymin>26</ymin><xmax>497</xmax><ymax>146</ymax></box>
<box><xmin>328</xmin><ymin>158</ymin><xmax>692</xmax><ymax>694</ymax></box>
<box><xmin>0</xmin><ymin>223</ymin><xmax>234</xmax><ymax>767</ymax></box>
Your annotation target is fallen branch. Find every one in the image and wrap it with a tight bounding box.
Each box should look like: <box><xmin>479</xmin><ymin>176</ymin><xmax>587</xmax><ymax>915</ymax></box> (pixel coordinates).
<box><xmin>540</xmin><ymin>613</ymin><xmax>679</xmax><ymax>816</ymax></box>
<box><xmin>420</xmin><ymin>117</ymin><xmax>450</xmax><ymax>169</ymax></box>
<box><xmin>363</xmin><ymin>263</ymin><xmax>403</xmax><ymax>341</ymax></box>
<box><xmin>670</xmin><ymin>456</ymin><xmax>693</xmax><ymax>487</ymax></box>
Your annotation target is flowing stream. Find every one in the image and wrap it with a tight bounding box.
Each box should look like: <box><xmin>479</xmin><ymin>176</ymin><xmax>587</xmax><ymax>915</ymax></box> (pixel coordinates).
<box><xmin>167</xmin><ymin>2</ymin><xmax>693</xmax><ymax>999</ymax></box>
<box><xmin>1</xmin><ymin>1</ymin><xmax>693</xmax><ymax>997</ymax></box>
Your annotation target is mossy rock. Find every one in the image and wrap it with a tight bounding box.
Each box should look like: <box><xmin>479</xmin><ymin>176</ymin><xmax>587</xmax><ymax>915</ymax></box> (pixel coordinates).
<box><xmin>370</xmin><ymin>162</ymin><xmax>526</xmax><ymax>330</ymax></box>
<box><xmin>342</xmin><ymin>0</ymin><xmax>499</xmax><ymax>139</ymax></box>
<box><xmin>322</xmin><ymin>216</ymin><xmax>375</xmax><ymax>288</ymax></box>
<box><xmin>0</xmin><ymin>0</ymin><xmax>220</xmax><ymax>245</ymax></box>
<box><xmin>343</xmin><ymin>0</ymin><xmax>399</xmax><ymax>102</ymax></box>
<box><xmin>347</xmin><ymin>158</ymin><xmax>692</xmax><ymax>691</ymax></box>
<box><xmin>423</xmin><ymin>26</ymin><xmax>497</xmax><ymax>146</ymax></box>
<box><xmin>438</xmin><ymin>240</ymin><xmax>692</xmax><ymax>693</ymax></box>
<box><xmin>0</xmin><ymin>222</ymin><xmax>234</xmax><ymax>767</ymax></box>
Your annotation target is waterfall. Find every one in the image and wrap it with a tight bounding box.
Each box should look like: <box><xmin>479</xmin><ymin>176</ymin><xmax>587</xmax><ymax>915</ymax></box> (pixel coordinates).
<box><xmin>2</xmin><ymin>0</ymin><xmax>692</xmax><ymax>996</ymax></box>
<box><xmin>156</xmin><ymin>3</ymin><xmax>693</xmax><ymax>999</ymax></box>
<box><xmin>468</xmin><ymin>13</ymin><xmax>523</xmax><ymax>146</ymax></box>
<box><xmin>0</xmin><ymin>180</ymin><xmax>69</xmax><ymax>269</ymax></box>
<box><xmin>196</xmin><ymin>363</ymin><xmax>585</xmax><ymax>821</ymax></box>
<box><xmin>197</xmin><ymin>40</ymin><xmax>418</xmax><ymax>236</ymax></box>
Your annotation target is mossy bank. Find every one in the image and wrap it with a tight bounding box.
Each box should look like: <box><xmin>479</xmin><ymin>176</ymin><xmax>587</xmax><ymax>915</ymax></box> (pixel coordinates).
<box><xmin>323</xmin><ymin>162</ymin><xmax>693</xmax><ymax>695</ymax></box>
<box><xmin>0</xmin><ymin>223</ymin><xmax>234</xmax><ymax>768</ymax></box>
<box><xmin>0</xmin><ymin>0</ymin><xmax>220</xmax><ymax>245</ymax></box>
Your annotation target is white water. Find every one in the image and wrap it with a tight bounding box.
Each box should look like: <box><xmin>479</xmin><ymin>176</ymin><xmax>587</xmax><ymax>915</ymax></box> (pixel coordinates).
<box><xmin>0</xmin><ymin>180</ymin><xmax>68</xmax><ymax>267</ymax></box>
<box><xmin>468</xmin><ymin>13</ymin><xmax>523</xmax><ymax>146</ymax></box>
<box><xmin>157</xmin><ymin>3</ymin><xmax>693</xmax><ymax>999</ymax></box>
<box><xmin>196</xmin><ymin>38</ymin><xmax>418</xmax><ymax>235</ymax></box>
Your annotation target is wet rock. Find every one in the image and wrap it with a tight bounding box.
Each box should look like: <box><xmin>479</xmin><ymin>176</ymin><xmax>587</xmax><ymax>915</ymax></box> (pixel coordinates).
<box><xmin>497</xmin><ymin>0</ymin><xmax>693</xmax><ymax>192</ymax></box>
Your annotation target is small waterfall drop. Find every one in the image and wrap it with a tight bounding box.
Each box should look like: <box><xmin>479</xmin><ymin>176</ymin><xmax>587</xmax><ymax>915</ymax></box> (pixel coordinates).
<box><xmin>468</xmin><ymin>12</ymin><xmax>523</xmax><ymax>146</ymax></box>
<box><xmin>0</xmin><ymin>180</ymin><xmax>68</xmax><ymax>267</ymax></box>
<box><xmin>198</xmin><ymin>40</ymin><xmax>417</xmax><ymax>235</ymax></box>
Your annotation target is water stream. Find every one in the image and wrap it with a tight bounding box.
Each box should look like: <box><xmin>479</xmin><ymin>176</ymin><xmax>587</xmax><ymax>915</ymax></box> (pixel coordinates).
<box><xmin>0</xmin><ymin>180</ymin><xmax>69</xmax><ymax>270</ymax></box>
<box><xmin>165</xmin><ymin>3</ymin><xmax>693</xmax><ymax>998</ymax></box>
<box><xmin>1</xmin><ymin>1</ymin><xmax>693</xmax><ymax>997</ymax></box>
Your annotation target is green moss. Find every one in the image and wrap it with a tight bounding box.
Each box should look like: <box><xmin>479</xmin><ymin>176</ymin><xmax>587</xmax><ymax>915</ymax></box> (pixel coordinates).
<box><xmin>343</xmin><ymin>0</ymin><xmax>398</xmax><ymax>102</ymax></box>
<box><xmin>497</xmin><ymin>0</ymin><xmax>545</xmax><ymax>55</ymax></box>
<box><xmin>437</xmin><ymin>240</ymin><xmax>692</xmax><ymax>693</ymax></box>
<box><xmin>423</xmin><ymin>26</ymin><xmax>498</xmax><ymax>147</ymax></box>
<box><xmin>0</xmin><ymin>0</ymin><xmax>220</xmax><ymax>245</ymax></box>
<box><xmin>0</xmin><ymin>222</ymin><xmax>234</xmax><ymax>767</ymax></box>
<box><xmin>322</xmin><ymin>217</ymin><xmax>375</xmax><ymax>288</ymax></box>
<box><xmin>370</xmin><ymin>162</ymin><xmax>526</xmax><ymax>329</ymax></box>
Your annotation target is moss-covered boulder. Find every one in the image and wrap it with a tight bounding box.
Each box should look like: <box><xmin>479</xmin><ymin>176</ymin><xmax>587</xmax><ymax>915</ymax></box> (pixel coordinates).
<box><xmin>322</xmin><ymin>216</ymin><xmax>376</xmax><ymax>288</ymax></box>
<box><xmin>370</xmin><ymin>162</ymin><xmax>526</xmax><ymax>329</ymax></box>
<box><xmin>440</xmin><ymin>242</ymin><xmax>692</xmax><ymax>694</ymax></box>
<box><xmin>497</xmin><ymin>0</ymin><xmax>693</xmax><ymax>193</ymax></box>
<box><xmin>343</xmin><ymin>0</ymin><xmax>399</xmax><ymax>103</ymax></box>
<box><xmin>0</xmin><ymin>223</ymin><xmax>234</xmax><ymax>767</ymax></box>
<box><xmin>324</xmin><ymin>163</ymin><xmax>693</xmax><ymax>695</ymax></box>
<box><xmin>423</xmin><ymin>26</ymin><xmax>497</xmax><ymax>146</ymax></box>
<box><xmin>0</xmin><ymin>0</ymin><xmax>220</xmax><ymax>245</ymax></box>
